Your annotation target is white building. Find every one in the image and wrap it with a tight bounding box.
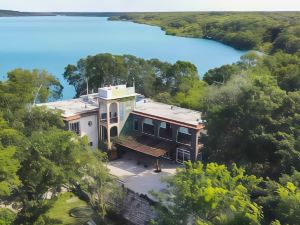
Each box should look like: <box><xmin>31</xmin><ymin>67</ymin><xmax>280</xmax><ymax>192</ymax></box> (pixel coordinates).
<box><xmin>39</xmin><ymin>85</ymin><xmax>137</xmax><ymax>150</ymax></box>
<box><xmin>39</xmin><ymin>84</ymin><xmax>205</xmax><ymax>163</ymax></box>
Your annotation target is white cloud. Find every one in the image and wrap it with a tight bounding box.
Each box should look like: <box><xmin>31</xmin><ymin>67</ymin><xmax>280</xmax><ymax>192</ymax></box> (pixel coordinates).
<box><xmin>0</xmin><ymin>0</ymin><xmax>299</xmax><ymax>12</ymax></box>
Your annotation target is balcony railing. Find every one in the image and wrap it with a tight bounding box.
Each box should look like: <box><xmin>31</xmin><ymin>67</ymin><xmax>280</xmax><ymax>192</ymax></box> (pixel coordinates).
<box><xmin>100</xmin><ymin>117</ymin><xmax>118</xmax><ymax>124</ymax></box>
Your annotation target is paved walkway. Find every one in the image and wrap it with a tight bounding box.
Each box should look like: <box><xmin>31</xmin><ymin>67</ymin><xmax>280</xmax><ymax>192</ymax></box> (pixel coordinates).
<box><xmin>0</xmin><ymin>204</ymin><xmax>18</xmax><ymax>213</ymax></box>
<box><xmin>107</xmin><ymin>152</ymin><xmax>180</xmax><ymax>198</ymax></box>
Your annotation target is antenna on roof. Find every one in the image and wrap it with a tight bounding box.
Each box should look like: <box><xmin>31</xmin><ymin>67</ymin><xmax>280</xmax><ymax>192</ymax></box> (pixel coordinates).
<box><xmin>86</xmin><ymin>77</ymin><xmax>89</xmax><ymax>97</ymax></box>
<box><xmin>132</xmin><ymin>76</ymin><xmax>135</xmax><ymax>89</ymax></box>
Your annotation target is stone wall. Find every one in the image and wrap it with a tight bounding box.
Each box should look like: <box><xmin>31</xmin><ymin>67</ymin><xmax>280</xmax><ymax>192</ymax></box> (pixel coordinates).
<box><xmin>108</xmin><ymin>187</ymin><xmax>157</xmax><ymax>225</ymax></box>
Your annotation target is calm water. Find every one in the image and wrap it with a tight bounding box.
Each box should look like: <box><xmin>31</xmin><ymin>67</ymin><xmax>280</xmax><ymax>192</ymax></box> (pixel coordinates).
<box><xmin>0</xmin><ymin>16</ymin><xmax>246</xmax><ymax>99</ymax></box>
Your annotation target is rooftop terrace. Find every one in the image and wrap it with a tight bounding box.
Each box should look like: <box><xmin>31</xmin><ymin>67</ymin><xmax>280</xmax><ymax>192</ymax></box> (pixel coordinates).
<box><xmin>38</xmin><ymin>97</ymin><xmax>98</xmax><ymax>118</ymax></box>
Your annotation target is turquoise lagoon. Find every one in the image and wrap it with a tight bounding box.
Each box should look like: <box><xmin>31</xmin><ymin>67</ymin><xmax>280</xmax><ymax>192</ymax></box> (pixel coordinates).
<box><xmin>0</xmin><ymin>16</ymin><xmax>246</xmax><ymax>99</ymax></box>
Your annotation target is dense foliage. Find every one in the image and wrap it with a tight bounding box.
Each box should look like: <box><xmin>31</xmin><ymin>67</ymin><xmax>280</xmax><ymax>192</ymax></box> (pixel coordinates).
<box><xmin>151</xmin><ymin>162</ymin><xmax>300</xmax><ymax>225</ymax></box>
<box><xmin>0</xmin><ymin>69</ymin><xmax>116</xmax><ymax>224</ymax></box>
<box><xmin>202</xmin><ymin>52</ymin><xmax>300</xmax><ymax>178</ymax></box>
<box><xmin>257</xmin><ymin>170</ymin><xmax>300</xmax><ymax>225</ymax></box>
<box><xmin>151</xmin><ymin>162</ymin><xmax>263</xmax><ymax>225</ymax></box>
<box><xmin>0</xmin><ymin>69</ymin><xmax>63</xmax><ymax>126</ymax></box>
<box><xmin>109</xmin><ymin>12</ymin><xmax>300</xmax><ymax>54</ymax></box>
<box><xmin>64</xmin><ymin>53</ymin><xmax>206</xmax><ymax>109</ymax></box>
<box><xmin>0</xmin><ymin>208</ymin><xmax>15</xmax><ymax>225</ymax></box>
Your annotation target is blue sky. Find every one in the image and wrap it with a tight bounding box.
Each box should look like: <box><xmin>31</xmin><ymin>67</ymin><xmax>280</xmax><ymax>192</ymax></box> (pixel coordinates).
<box><xmin>0</xmin><ymin>0</ymin><xmax>299</xmax><ymax>12</ymax></box>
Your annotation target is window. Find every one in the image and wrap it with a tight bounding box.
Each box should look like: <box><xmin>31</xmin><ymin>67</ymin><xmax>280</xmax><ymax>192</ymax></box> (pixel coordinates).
<box><xmin>110</xmin><ymin>126</ymin><xmax>118</xmax><ymax>138</ymax></box>
<box><xmin>133</xmin><ymin>120</ymin><xmax>139</xmax><ymax>131</ymax></box>
<box><xmin>142</xmin><ymin>118</ymin><xmax>154</xmax><ymax>135</ymax></box>
<box><xmin>101</xmin><ymin>113</ymin><xmax>107</xmax><ymax>120</ymax></box>
<box><xmin>88</xmin><ymin>121</ymin><xmax>92</xmax><ymax>127</ymax></box>
<box><xmin>89</xmin><ymin>142</ymin><xmax>93</xmax><ymax>147</ymax></box>
<box><xmin>176</xmin><ymin>148</ymin><xmax>191</xmax><ymax>164</ymax></box>
<box><xmin>177</xmin><ymin>127</ymin><xmax>192</xmax><ymax>146</ymax></box>
<box><xmin>69</xmin><ymin>122</ymin><xmax>80</xmax><ymax>135</ymax></box>
<box><xmin>159</xmin><ymin>122</ymin><xmax>172</xmax><ymax>140</ymax></box>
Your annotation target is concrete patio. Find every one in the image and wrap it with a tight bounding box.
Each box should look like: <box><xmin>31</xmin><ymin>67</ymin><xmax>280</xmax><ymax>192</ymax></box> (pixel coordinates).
<box><xmin>107</xmin><ymin>151</ymin><xmax>181</xmax><ymax>198</ymax></box>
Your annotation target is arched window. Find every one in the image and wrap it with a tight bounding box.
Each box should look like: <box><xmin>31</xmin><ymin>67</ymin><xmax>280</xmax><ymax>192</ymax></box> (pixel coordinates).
<box><xmin>109</xmin><ymin>103</ymin><xmax>118</xmax><ymax>123</ymax></box>
<box><xmin>110</xmin><ymin>126</ymin><xmax>118</xmax><ymax>138</ymax></box>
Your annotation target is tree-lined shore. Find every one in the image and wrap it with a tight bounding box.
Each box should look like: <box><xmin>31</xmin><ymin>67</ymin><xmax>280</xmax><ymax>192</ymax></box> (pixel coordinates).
<box><xmin>109</xmin><ymin>12</ymin><xmax>300</xmax><ymax>53</ymax></box>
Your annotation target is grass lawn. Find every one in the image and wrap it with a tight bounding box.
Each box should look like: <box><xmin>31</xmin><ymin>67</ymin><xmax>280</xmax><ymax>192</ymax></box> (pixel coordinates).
<box><xmin>46</xmin><ymin>192</ymin><xmax>91</xmax><ymax>225</ymax></box>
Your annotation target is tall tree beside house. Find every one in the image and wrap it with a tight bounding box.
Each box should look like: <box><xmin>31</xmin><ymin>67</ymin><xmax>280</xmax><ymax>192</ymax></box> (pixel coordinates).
<box><xmin>21</xmin><ymin>106</ymin><xmax>65</xmax><ymax>136</ymax></box>
<box><xmin>0</xmin><ymin>69</ymin><xmax>115</xmax><ymax>224</ymax></box>
<box><xmin>0</xmin><ymin>69</ymin><xmax>63</xmax><ymax>126</ymax></box>
<box><xmin>0</xmin><ymin>69</ymin><xmax>66</xmax><ymax>204</ymax></box>
<box><xmin>14</xmin><ymin>128</ymin><xmax>108</xmax><ymax>224</ymax></box>
<box><xmin>63</xmin><ymin>53</ymin><xmax>158</xmax><ymax>97</ymax></box>
<box><xmin>79</xmin><ymin>150</ymin><xmax>120</xmax><ymax>221</ymax></box>
<box><xmin>150</xmin><ymin>162</ymin><xmax>263</xmax><ymax>225</ymax></box>
<box><xmin>173</xmin><ymin>76</ymin><xmax>207</xmax><ymax>110</ymax></box>
<box><xmin>202</xmin><ymin>56</ymin><xmax>300</xmax><ymax>178</ymax></box>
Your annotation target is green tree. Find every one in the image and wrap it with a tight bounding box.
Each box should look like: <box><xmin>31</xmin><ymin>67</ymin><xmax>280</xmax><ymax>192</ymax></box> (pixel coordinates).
<box><xmin>21</xmin><ymin>107</ymin><xmax>65</xmax><ymax>136</ymax></box>
<box><xmin>0</xmin><ymin>146</ymin><xmax>20</xmax><ymax>199</ymax></box>
<box><xmin>0</xmin><ymin>208</ymin><xmax>15</xmax><ymax>225</ymax></box>
<box><xmin>0</xmin><ymin>67</ymin><xmax>116</xmax><ymax>224</ymax></box>
<box><xmin>276</xmin><ymin>182</ymin><xmax>300</xmax><ymax>224</ymax></box>
<box><xmin>173</xmin><ymin>78</ymin><xmax>207</xmax><ymax>110</ymax></box>
<box><xmin>203</xmin><ymin>64</ymin><xmax>239</xmax><ymax>85</ymax></box>
<box><xmin>0</xmin><ymin>115</ymin><xmax>23</xmax><ymax>199</ymax></box>
<box><xmin>151</xmin><ymin>162</ymin><xmax>262</xmax><ymax>225</ymax></box>
<box><xmin>262</xmin><ymin>52</ymin><xmax>300</xmax><ymax>92</ymax></box>
<box><xmin>15</xmin><ymin>128</ymin><xmax>92</xmax><ymax>224</ymax></box>
<box><xmin>63</xmin><ymin>54</ymin><xmax>199</xmax><ymax>100</ymax></box>
<box><xmin>257</xmin><ymin>171</ymin><xmax>300</xmax><ymax>225</ymax></box>
<box><xmin>0</xmin><ymin>69</ymin><xmax>62</xmax><ymax>125</ymax></box>
<box><xmin>80</xmin><ymin>150</ymin><xmax>119</xmax><ymax>220</ymax></box>
<box><xmin>166</xmin><ymin>60</ymin><xmax>198</xmax><ymax>93</ymax></box>
<box><xmin>203</xmin><ymin>69</ymin><xmax>300</xmax><ymax>177</ymax></box>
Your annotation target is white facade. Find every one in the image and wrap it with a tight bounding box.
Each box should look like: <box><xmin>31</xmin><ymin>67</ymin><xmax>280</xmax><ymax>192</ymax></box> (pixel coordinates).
<box><xmin>69</xmin><ymin>114</ymin><xmax>98</xmax><ymax>149</ymax></box>
<box><xmin>80</xmin><ymin>114</ymin><xmax>98</xmax><ymax>148</ymax></box>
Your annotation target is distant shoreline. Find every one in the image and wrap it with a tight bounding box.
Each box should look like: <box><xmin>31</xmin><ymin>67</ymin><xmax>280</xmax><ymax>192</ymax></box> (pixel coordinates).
<box><xmin>0</xmin><ymin>10</ymin><xmax>126</xmax><ymax>17</ymax></box>
<box><xmin>1</xmin><ymin>10</ymin><xmax>300</xmax><ymax>17</ymax></box>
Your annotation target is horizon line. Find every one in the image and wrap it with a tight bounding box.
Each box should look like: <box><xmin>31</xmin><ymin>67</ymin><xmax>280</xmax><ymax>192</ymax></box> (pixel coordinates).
<box><xmin>2</xmin><ymin>9</ymin><xmax>300</xmax><ymax>13</ymax></box>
